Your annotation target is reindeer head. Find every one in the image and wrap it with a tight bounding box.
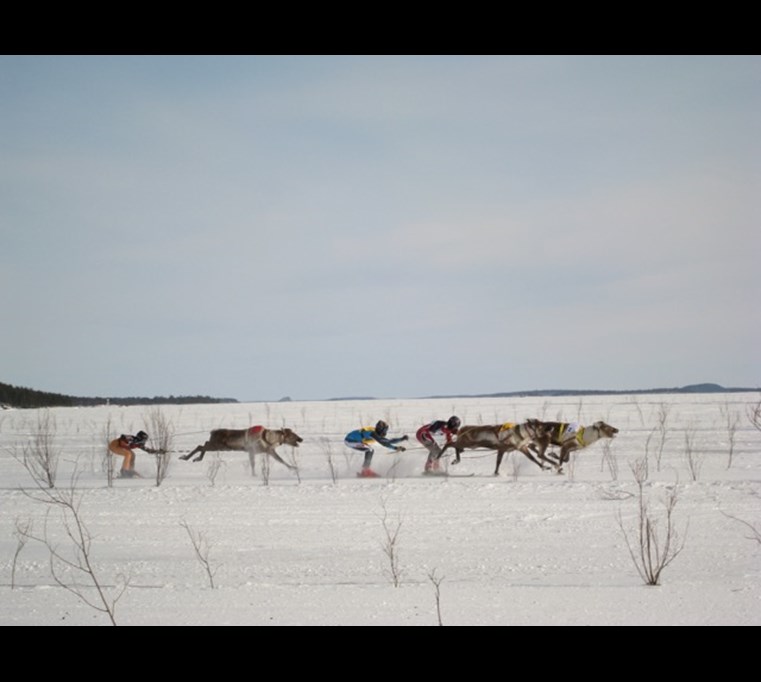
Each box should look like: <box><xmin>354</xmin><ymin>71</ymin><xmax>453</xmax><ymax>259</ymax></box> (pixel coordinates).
<box><xmin>282</xmin><ymin>428</ymin><xmax>303</xmax><ymax>447</ymax></box>
<box><xmin>525</xmin><ymin>418</ymin><xmax>549</xmax><ymax>439</ymax></box>
<box><xmin>593</xmin><ymin>421</ymin><xmax>619</xmax><ymax>438</ymax></box>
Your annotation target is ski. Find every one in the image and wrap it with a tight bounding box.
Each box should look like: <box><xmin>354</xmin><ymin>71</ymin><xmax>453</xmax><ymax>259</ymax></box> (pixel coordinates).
<box><xmin>422</xmin><ymin>471</ymin><xmax>474</xmax><ymax>478</ymax></box>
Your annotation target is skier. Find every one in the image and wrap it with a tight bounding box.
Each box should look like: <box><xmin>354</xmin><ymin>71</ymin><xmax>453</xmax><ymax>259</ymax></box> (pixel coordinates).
<box><xmin>344</xmin><ymin>420</ymin><xmax>408</xmax><ymax>477</ymax></box>
<box><xmin>417</xmin><ymin>416</ymin><xmax>461</xmax><ymax>473</ymax></box>
<box><xmin>108</xmin><ymin>430</ymin><xmax>161</xmax><ymax>478</ymax></box>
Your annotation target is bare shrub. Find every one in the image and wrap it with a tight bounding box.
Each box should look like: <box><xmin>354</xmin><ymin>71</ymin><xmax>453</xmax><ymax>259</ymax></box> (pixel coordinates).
<box><xmin>539</xmin><ymin>401</ymin><xmax>549</xmax><ymax>420</ymax></box>
<box><xmin>428</xmin><ymin>568</ymin><xmax>445</xmax><ymax>626</ymax></box>
<box><xmin>617</xmin><ymin>460</ymin><xmax>687</xmax><ymax>586</ymax></box>
<box><xmin>507</xmin><ymin>452</ymin><xmax>521</xmax><ymax>481</ymax></box>
<box><xmin>644</xmin><ymin>428</ymin><xmax>655</xmax><ymax>463</ymax></box>
<box><xmin>19</xmin><ymin>471</ymin><xmax>130</xmax><ymax>625</ymax></box>
<box><xmin>320</xmin><ymin>437</ymin><xmax>339</xmax><ymax>484</ymax></box>
<box><xmin>101</xmin><ymin>416</ymin><xmax>116</xmax><ymax>488</ymax></box>
<box><xmin>630</xmin><ymin>456</ymin><xmax>648</xmax><ymax>484</ymax></box>
<box><xmin>632</xmin><ymin>444</ymin><xmax>649</xmax><ymax>483</ymax></box>
<box><xmin>259</xmin><ymin>449</ymin><xmax>271</xmax><ymax>486</ymax></box>
<box><xmin>206</xmin><ymin>453</ymin><xmax>225</xmax><ymax>487</ymax></box>
<box><xmin>14</xmin><ymin>410</ymin><xmax>59</xmax><ymax>488</ymax></box>
<box><xmin>683</xmin><ymin>424</ymin><xmax>702</xmax><ymax>481</ymax></box>
<box><xmin>654</xmin><ymin>403</ymin><xmax>670</xmax><ymax>471</ymax></box>
<box><xmin>180</xmin><ymin>519</ymin><xmax>219</xmax><ymax>588</ymax></box>
<box><xmin>629</xmin><ymin>396</ymin><xmax>645</xmax><ymax>427</ymax></box>
<box><xmin>600</xmin><ymin>439</ymin><xmax>618</xmax><ymax>481</ymax></box>
<box><xmin>12</xmin><ymin>517</ymin><xmax>32</xmax><ymax>589</ymax></box>
<box><xmin>747</xmin><ymin>394</ymin><xmax>761</xmax><ymax>433</ymax></box>
<box><xmin>379</xmin><ymin>496</ymin><xmax>404</xmax><ymax>587</ymax></box>
<box><xmin>721</xmin><ymin>512</ymin><xmax>761</xmax><ymax>545</ymax></box>
<box><xmin>719</xmin><ymin>404</ymin><xmax>740</xmax><ymax>469</ymax></box>
<box><xmin>576</xmin><ymin>397</ymin><xmax>585</xmax><ymax>424</ymax></box>
<box><xmin>145</xmin><ymin>407</ymin><xmax>174</xmax><ymax>487</ymax></box>
<box><xmin>247</xmin><ymin>411</ymin><xmax>258</xmax><ymax>478</ymax></box>
<box><xmin>386</xmin><ymin>452</ymin><xmax>404</xmax><ymax>481</ymax></box>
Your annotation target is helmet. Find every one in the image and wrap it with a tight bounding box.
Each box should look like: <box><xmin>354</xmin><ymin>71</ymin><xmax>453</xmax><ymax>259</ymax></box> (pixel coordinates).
<box><xmin>447</xmin><ymin>416</ymin><xmax>461</xmax><ymax>432</ymax></box>
<box><xmin>136</xmin><ymin>430</ymin><xmax>148</xmax><ymax>440</ymax></box>
<box><xmin>375</xmin><ymin>420</ymin><xmax>389</xmax><ymax>437</ymax></box>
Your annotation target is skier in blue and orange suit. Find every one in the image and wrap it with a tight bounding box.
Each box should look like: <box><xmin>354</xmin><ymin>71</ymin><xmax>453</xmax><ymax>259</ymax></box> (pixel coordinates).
<box><xmin>417</xmin><ymin>416</ymin><xmax>461</xmax><ymax>473</ymax></box>
<box><xmin>344</xmin><ymin>420</ymin><xmax>408</xmax><ymax>477</ymax></box>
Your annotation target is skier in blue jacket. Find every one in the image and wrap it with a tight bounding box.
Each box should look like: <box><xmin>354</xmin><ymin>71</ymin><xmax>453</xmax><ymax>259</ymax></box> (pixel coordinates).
<box><xmin>344</xmin><ymin>420</ymin><xmax>408</xmax><ymax>477</ymax></box>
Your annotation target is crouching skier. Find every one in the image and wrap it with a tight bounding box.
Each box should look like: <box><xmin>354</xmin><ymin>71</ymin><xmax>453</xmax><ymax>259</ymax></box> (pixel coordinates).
<box><xmin>344</xmin><ymin>420</ymin><xmax>408</xmax><ymax>477</ymax></box>
<box><xmin>416</xmin><ymin>416</ymin><xmax>461</xmax><ymax>474</ymax></box>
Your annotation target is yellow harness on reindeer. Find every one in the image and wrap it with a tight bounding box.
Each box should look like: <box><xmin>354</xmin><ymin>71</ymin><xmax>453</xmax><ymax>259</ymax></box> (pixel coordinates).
<box><xmin>557</xmin><ymin>422</ymin><xmax>587</xmax><ymax>446</ymax></box>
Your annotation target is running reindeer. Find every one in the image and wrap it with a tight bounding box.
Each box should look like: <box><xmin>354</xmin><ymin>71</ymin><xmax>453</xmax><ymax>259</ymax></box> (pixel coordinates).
<box><xmin>437</xmin><ymin>419</ymin><xmax>551</xmax><ymax>475</ymax></box>
<box><xmin>180</xmin><ymin>425</ymin><xmax>302</xmax><ymax>475</ymax></box>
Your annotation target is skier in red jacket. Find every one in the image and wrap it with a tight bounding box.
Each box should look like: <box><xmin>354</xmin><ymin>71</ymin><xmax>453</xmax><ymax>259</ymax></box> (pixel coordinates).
<box><xmin>416</xmin><ymin>416</ymin><xmax>461</xmax><ymax>473</ymax></box>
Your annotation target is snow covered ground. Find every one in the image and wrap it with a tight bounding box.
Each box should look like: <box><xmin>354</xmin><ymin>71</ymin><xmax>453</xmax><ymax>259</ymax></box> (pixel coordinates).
<box><xmin>1</xmin><ymin>393</ymin><xmax>759</xmax><ymax>626</ymax></box>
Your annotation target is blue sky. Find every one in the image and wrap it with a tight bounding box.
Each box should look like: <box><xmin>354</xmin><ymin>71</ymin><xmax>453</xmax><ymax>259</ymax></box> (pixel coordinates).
<box><xmin>1</xmin><ymin>55</ymin><xmax>759</xmax><ymax>401</ymax></box>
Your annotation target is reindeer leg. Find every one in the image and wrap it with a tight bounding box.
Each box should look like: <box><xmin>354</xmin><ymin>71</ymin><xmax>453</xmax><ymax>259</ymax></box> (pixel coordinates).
<box><xmin>267</xmin><ymin>448</ymin><xmax>296</xmax><ymax>471</ymax></box>
<box><xmin>518</xmin><ymin>446</ymin><xmax>548</xmax><ymax>470</ymax></box>
<box><xmin>181</xmin><ymin>444</ymin><xmax>207</xmax><ymax>462</ymax></box>
<box><xmin>179</xmin><ymin>446</ymin><xmax>200</xmax><ymax>461</ymax></box>
<box><xmin>560</xmin><ymin>444</ymin><xmax>576</xmax><ymax>464</ymax></box>
<box><xmin>538</xmin><ymin>451</ymin><xmax>560</xmax><ymax>467</ymax></box>
<box><xmin>494</xmin><ymin>449</ymin><xmax>505</xmax><ymax>475</ymax></box>
<box><xmin>554</xmin><ymin>444</ymin><xmax>577</xmax><ymax>474</ymax></box>
<box><xmin>530</xmin><ymin>442</ymin><xmax>560</xmax><ymax>469</ymax></box>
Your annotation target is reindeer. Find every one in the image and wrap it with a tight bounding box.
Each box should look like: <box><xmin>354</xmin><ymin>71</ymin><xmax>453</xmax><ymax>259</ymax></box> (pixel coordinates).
<box><xmin>529</xmin><ymin>421</ymin><xmax>619</xmax><ymax>472</ymax></box>
<box><xmin>437</xmin><ymin>419</ymin><xmax>552</xmax><ymax>475</ymax></box>
<box><xmin>180</xmin><ymin>426</ymin><xmax>302</xmax><ymax>474</ymax></box>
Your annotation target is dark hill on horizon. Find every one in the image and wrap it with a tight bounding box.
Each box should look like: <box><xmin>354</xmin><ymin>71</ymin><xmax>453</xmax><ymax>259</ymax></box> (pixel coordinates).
<box><xmin>0</xmin><ymin>381</ymin><xmax>238</xmax><ymax>409</ymax></box>
<box><xmin>420</xmin><ymin>382</ymin><xmax>757</xmax><ymax>399</ymax></box>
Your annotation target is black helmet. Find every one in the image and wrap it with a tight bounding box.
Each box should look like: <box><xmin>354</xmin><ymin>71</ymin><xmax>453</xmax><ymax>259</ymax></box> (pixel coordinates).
<box><xmin>136</xmin><ymin>430</ymin><xmax>148</xmax><ymax>440</ymax></box>
<box><xmin>375</xmin><ymin>420</ymin><xmax>389</xmax><ymax>437</ymax></box>
<box><xmin>447</xmin><ymin>416</ymin><xmax>461</xmax><ymax>432</ymax></box>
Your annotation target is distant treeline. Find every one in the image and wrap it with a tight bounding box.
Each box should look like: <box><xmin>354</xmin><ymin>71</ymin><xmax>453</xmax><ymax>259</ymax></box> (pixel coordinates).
<box><xmin>0</xmin><ymin>381</ymin><xmax>238</xmax><ymax>409</ymax></box>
